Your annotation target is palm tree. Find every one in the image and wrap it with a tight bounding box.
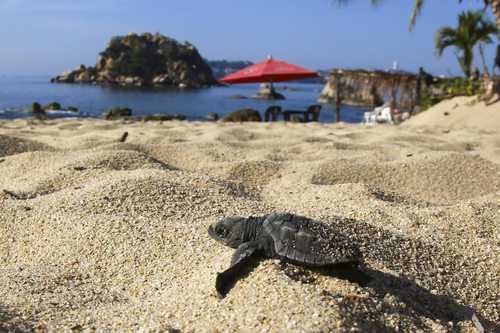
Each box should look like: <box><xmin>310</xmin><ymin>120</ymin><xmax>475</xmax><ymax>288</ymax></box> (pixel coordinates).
<box><xmin>435</xmin><ymin>10</ymin><xmax>497</xmax><ymax>77</ymax></box>
<box><xmin>336</xmin><ymin>0</ymin><xmax>500</xmax><ymax>71</ymax></box>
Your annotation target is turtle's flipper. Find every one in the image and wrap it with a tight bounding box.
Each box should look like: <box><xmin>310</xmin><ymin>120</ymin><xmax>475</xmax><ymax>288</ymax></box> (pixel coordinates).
<box><xmin>216</xmin><ymin>241</ymin><xmax>261</xmax><ymax>298</ymax></box>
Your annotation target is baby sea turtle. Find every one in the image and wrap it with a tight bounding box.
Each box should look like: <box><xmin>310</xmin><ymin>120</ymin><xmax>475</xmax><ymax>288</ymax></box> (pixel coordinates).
<box><xmin>208</xmin><ymin>212</ymin><xmax>364</xmax><ymax>297</ymax></box>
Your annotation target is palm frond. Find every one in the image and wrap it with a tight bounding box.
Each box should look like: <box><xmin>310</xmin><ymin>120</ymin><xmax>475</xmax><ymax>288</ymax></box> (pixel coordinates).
<box><xmin>476</xmin><ymin>20</ymin><xmax>498</xmax><ymax>41</ymax></box>
<box><xmin>435</xmin><ymin>27</ymin><xmax>459</xmax><ymax>56</ymax></box>
<box><xmin>409</xmin><ymin>0</ymin><xmax>424</xmax><ymax>31</ymax></box>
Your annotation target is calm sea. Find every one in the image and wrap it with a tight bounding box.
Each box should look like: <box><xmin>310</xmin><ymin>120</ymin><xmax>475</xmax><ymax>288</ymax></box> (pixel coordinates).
<box><xmin>0</xmin><ymin>76</ymin><xmax>368</xmax><ymax>122</ymax></box>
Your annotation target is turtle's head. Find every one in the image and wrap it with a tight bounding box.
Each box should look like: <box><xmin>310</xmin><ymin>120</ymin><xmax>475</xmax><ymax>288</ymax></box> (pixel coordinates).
<box><xmin>209</xmin><ymin>216</ymin><xmax>256</xmax><ymax>248</ymax></box>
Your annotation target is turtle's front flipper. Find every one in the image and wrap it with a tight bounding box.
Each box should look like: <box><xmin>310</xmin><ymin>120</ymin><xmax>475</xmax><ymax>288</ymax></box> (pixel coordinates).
<box><xmin>216</xmin><ymin>241</ymin><xmax>261</xmax><ymax>298</ymax></box>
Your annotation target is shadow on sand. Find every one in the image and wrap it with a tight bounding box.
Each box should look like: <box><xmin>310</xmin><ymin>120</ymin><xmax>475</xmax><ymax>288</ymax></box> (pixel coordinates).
<box><xmin>216</xmin><ymin>256</ymin><xmax>484</xmax><ymax>331</ymax></box>
<box><xmin>322</xmin><ymin>266</ymin><xmax>480</xmax><ymax>332</ymax></box>
<box><xmin>0</xmin><ymin>304</ymin><xmax>33</xmax><ymax>332</ymax></box>
<box><xmin>324</xmin><ymin>216</ymin><xmax>499</xmax><ymax>332</ymax></box>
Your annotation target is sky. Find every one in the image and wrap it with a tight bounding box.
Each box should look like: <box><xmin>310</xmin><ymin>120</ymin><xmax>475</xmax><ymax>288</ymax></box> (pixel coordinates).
<box><xmin>0</xmin><ymin>0</ymin><xmax>497</xmax><ymax>76</ymax></box>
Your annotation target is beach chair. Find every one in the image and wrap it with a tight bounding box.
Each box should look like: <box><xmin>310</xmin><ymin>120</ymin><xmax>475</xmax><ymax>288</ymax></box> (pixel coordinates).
<box><xmin>264</xmin><ymin>106</ymin><xmax>282</xmax><ymax>122</ymax></box>
<box><xmin>363</xmin><ymin>110</ymin><xmax>377</xmax><ymax>124</ymax></box>
<box><xmin>376</xmin><ymin>105</ymin><xmax>393</xmax><ymax>124</ymax></box>
<box><xmin>307</xmin><ymin>105</ymin><xmax>322</xmax><ymax>122</ymax></box>
<box><xmin>364</xmin><ymin>103</ymin><xmax>393</xmax><ymax>125</ymax></box>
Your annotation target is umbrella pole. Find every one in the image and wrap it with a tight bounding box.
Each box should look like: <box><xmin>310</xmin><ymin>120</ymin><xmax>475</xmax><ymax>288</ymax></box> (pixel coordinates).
<box><xmin>269</xmin><ymin>81</ymin><xmax>275</xmax><ymax>94</ymax></box>
<box><xmin>334</xmin><ymin>73</ymin><xmax>342</xmax><ymax>123</ymax></box>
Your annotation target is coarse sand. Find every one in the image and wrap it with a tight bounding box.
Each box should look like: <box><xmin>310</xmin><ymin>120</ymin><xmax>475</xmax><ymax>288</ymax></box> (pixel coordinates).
<box><xmin>0</xmin><ymin>108</ymin><xmax>499</xmax><ymax>332</ymax></box>
<box><xmin>404</xmin><ymin>96</ymin><xmax>500</xmax><ymax>130</ymax></box>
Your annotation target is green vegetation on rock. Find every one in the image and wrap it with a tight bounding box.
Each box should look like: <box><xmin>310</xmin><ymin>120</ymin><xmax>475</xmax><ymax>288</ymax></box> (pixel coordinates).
<box><xmin>420</xmin><ymin>77</ymin><xmax>483</xmax><ymax>110</ymax></box>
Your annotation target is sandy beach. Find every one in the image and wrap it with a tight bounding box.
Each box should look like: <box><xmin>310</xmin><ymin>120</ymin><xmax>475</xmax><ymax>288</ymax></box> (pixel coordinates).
<box><xmin>0</xmin><ymin>98</ymin><xmax>499</xmax><ymax>332</ymax></box>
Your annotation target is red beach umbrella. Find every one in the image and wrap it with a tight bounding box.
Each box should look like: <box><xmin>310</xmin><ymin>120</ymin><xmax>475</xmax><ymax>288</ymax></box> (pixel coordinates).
<box><xmin>220</xmin><ymin>56</ymin><xmax>318</xmax><ymax>84</ymax></box>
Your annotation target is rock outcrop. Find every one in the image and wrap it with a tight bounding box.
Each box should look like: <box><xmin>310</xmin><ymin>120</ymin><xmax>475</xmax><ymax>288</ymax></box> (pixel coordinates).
<box><xmin>252</xmin><ymin>85</ymin><xmax>285</xmax><ymax>100</ymax></box>
<box><xmin>29</xmin><ymin>102</ymin><xmax>79</xmax><ymax>118</ymax></box>
<box><xmin>52</xmin><ymin>33</ymin><xmax>217</xmax><ymax>89</ymax></box>
<box><xmin>142</xmin><ymin>114</ymin><xmax>186</xmax><ymax>121</ymax></box>
<box><xmin>319</xmin><ymin>76</ymin><xmax>381</xmax><ymax>107</ymax></box>
<box><xmin>44</xmin><ymin>102</ymin><xmax>62</xmax><ymax>110</ymax></box>
<box><xmin>31</xmin><ymin>103</ymin><xmax>44</xmax><ymax>114</ymax></box>
<box><xmin>318</xmin><ymin>69</ymin><xmax>424</xmax><ymax>110</ymax></box>
<box><xmin>222</xmin><ymin>109</ymin><xmax>262</xmax><ymax>122</ymax></box>
<box><xmin>104</xmin><ymin>107</ymin><xmax>133</xmax><ymax>120</ymax></box>
<box><xmin>104</xmin><ymin>107</ymin><xmax>187</xmax><ymax>122</ymax></box>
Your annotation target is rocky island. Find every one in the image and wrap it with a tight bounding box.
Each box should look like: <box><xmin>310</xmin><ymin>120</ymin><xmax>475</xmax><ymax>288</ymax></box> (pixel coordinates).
<box><xmin>51</xmin><ymin>33</ymin><xmax>217</xmax><ymax>88</ymax></box>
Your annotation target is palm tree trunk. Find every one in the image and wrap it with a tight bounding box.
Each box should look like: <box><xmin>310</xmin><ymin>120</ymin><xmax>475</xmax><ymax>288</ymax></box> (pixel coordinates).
<box><xmin>464</xmin><ymin>48</ymin><xmax>474</xmax><ymax>78</ymax></box>
<box><xmin>490</xmin><ymin>0</ymin><xmax>500</xmax><ymax>30</ymax></box>
<box><xmin>479</xmin><ymin>44</ymin><xmax>491</xmax><ymax>76</ymax></box>
<box><xmin>491</xmin><ymin>1</ymin><xmax>500</xmax><ymax>95</ymax></box>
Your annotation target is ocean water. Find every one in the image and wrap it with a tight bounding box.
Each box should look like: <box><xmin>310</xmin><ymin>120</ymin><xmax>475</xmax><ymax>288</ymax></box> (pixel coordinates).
<box><xmin>0</xmin><ymin>76</ymin><xmax>368</xmax><ymax>122</ymax></box>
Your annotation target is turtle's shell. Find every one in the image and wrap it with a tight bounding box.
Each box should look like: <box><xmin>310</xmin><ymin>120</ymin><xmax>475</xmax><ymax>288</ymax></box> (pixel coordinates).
<box><xmin>262</xmin><ymin>213</ymin><xmax>361</xmax><ymax>266</ymax></box>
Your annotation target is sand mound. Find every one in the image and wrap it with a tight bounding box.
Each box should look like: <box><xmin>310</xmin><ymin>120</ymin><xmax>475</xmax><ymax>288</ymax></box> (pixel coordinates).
<box><xmin>58</xmin><ymin>170</ymin><xmax>259</xmax><ymax>218</ymax></box>
<box><xmin>0</xmin><ymin>119</ymin><xmax>499</xmax><ymax>332</ymax></box>
<box><xmin>0</xmin><ymin>150</ymin><xmax>170</xmax><ymax>198</ymax></box>
<box><xmin>227</xmin><ymin>160</ymin><xmax>281</xmax><ymax>186</ymax></box>
<box><xmin>312</xmin><ymin>153</ymin><xmax>500</xmax><ymax>204</ymax></box>
<box><xmin>66</xmin><ymin>150</ymin><xmax>170</xmax><ymax>171</ymax></box>
<box><xmin>404</xmin><ymin>96</ymin><xmax>500</xmax><ymax>130</ymax></box>
<box><xmin>0</xmin><ymin>134</ymin><xmax>52</xmax><ymax>157</ymax></box>
<box><xmin>140</xmin><ymin>142</ymin><xmax>247</xmax><ymax>174</ymax></box>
